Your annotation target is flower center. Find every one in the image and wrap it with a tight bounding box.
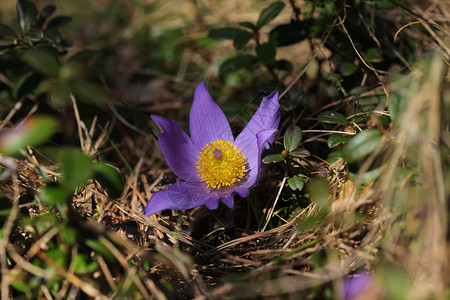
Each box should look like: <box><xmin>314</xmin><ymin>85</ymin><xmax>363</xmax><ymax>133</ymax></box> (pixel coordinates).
<box><xmin>196</xmin><ymin>140</ymin><xmax>247</xmax><ymax>189</ymax></box>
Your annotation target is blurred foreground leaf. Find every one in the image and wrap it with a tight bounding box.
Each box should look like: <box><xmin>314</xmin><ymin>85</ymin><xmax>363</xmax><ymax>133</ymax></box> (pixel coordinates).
<box><xmin>342</xmin><ymin>129</ymin><xmax>382</xmax><ymax>163</ymax></box>
<box><xmin>349</xmin><ymin>165</ymin><xmax>385</xmax><ymax>184</ymax></box>
<box><xmin>58</xmin><ymin>148</ymin><xmax>93</xmax><ymax>191</ymax></box>
<box><xmin>40</xmin><ymin>185</ymin><xmax>70</xmax><ymax>205</ymax></box>
<box><xmin>85</xmin><ymin>239</ymin><xmax>115</xmax><ymax>262</ymax></box>
<box><xmin>297</xmin><ymin>179</ymin><xmax>331</xmax><ymax>233</ymax></box>
<box><xmin>93</xmin><ymin>163</ymin><xmax>123</xmax><ymax>198</ymax></box>
<box><xmin>0</xmin><ymin>115</ymin><xmax>59</xmax><ymax>155</ymax></box>
<box><xmin>21</xmin><ymin>47</ymin><xmax>60</xmax><ymax>77</ymax></box>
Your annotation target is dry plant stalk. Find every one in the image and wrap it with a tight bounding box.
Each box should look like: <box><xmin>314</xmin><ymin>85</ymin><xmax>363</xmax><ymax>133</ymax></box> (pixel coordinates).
<box><xmin>378</xmin><ymin>53</ymin><xmax>448</xmax><ymax>299</ymax></box>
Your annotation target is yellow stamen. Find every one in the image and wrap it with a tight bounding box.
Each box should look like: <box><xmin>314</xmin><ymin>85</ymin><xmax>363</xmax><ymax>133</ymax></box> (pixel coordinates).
<box><xmin>196</xmin><ymin>140</ymin><xmax>247</xmax><ymax>189</ymax></box>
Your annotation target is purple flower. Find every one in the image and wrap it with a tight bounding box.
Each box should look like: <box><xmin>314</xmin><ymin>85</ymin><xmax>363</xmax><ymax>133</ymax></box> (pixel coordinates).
<box><xmin>144</xmin><ymin>81</ymin><xmax>280</xmax><ymax>215</ymax></box>
<box><xmin>342</xmin><ymin>273</ymin><xmax>374</xmax><ymax>300</ymax></box>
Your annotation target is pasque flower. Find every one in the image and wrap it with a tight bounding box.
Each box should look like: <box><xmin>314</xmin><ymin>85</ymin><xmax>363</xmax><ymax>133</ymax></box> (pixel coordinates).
<box><xmin>342</xmin><ymin>273</ymin><xmax>376</xmax><ymax>300</ymax></box>
<box><xmin>145</xmin><ymin>81</ymin><xmax>280</xmax><ymax>215</ymax></box>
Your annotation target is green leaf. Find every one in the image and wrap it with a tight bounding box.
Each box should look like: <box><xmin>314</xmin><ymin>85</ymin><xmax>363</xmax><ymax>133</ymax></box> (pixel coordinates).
<box><xmin>349</xmin><ymin>86</ymin><xmax>366</xmax><ymax>96</ymax></box>
<box><xmin>12</xmin><ymin>72</ymin><xmax>39</xmax><ymax>99</ymax></box>
<box><xmin>39</xmin><ymin>5</ymin><xmax>56</xmax><ymax>22</ymax></box>
<box><xmin>309</xmin><ymin>178</ymin><xmax>330</xmax><ymax>210</ymax></box>
<box><xmin>208</xmin><ymin>27</ymin><xmax>250</xmax><ymax>40</ymax></box>
<box><xmin>327</xmin><ymin>133</ymin><xmax>347</xmax><ymax>148</ymax></box>
<box><xmin>342</xmin><ymin>129</ymin><xmax>382</xmax><ymax>163</ymax></box>
<box><xmin>275</xmin><ymin>59</ymin><xmax>293</xmax><ymax>71</ymax></box>
<box><xmin>364</xmin><ymin>48</ymin><xmax>383</xmax><ymax>63</ymax></box>
<box><xmin>233</xmin><ymin>31</ymin><xmax>253</xmax><ymax>50</ymax></box>
<box><xmin>10</xmin><ymin>275</ymin><xmax>30</xmax><ymax>293</ymax></box>
<box><xmin>17</xmin><ymin>0</ymin><xmax>38</xmax><ymax>31</ymax></box>
<box><xmin>318</xmin><ymin>111</ymin><xmax>348</xmax><ymax>125</ymax></box>
<box><xmin>289</xmin><ymin>148</ymin><xmax>310</xmax><ymax>158</ymax></box>
<box><xmin>0</xmin><ymin>115</ymin><xmax>59</xmax><ymax>155</ymax></box>
<box><xmin>85</xmin><ymin>239</ymin><xmax>116</xmax><ymax>262</ymax></box>
<box><xmin>327</xmin><ymin>150</ymin><xmax>343</xmax><ymax>164</ymax></box>
<box><xmin>58</xmin><ymin>148</ymin><xmax>93</xmax><ymax>191</ymax></box>
<box><xmin>47</xmin><ymin>16</ymin><xmax>72</xmax><ymax>28</ymax></box>
<box><xmin>256</xmin><ymin>41</ymin><xmax>276</xmax><ymax>64</ymax></box>
<box><xmin>93</xmin><ymin>163</ymin><xmax>123</xmax><ymax>199</ymax></box>
<box><xmin>73</xmin><ymin>254</ymin><xmax>98</xmax><ymax>274</ymax></box>
<box><xmin>388</xmin><ymin>83</ymin><xmax>410</xmax><ymax>123</ymax></box>
<box><xmin>349</xmin><ymin>165</ymin><xmax>385</xmax><ymax>184</ymax></box>
<box><xmin>0</xmin><ymin>24</ymin><xmax>16</xmax><ymax>37</ymax></box>
<box><xmin>340</xmin><ymin>62</ymin><xmax>358</xmax><ymax>76</ymax></box>
<box><xmin>262</xmin><ymin>153</ymin><xmax>284</xmax><ymax>164</ymax></box>
<box><xmin>60</xmin><ymin>226</ymin><xmax>77</xmax><ymax>244</ymax></box>
<box><xmin>50</xmin><ymin>82</ymin><xmax>70</xmax><ymax>107</ymax></box>
<box><xmin>270</xmin><ymin>21</ymin><xmax>306</xmax><ymax>46</ymax></box>
<box><xmin>283</xmin><ymin>125</ymin><xmax>302</xmax><ymax>152</ymax></box>
<box><xmin>256</xmin><ymin>36</ymin><xmax>277</xmax><ymax>64</ymax></box>
<box><xmin>256</xmin><ymin>1</ymin><xmax>285</xmax><ymax>29</ymax></box>
<box><xmin>363</xmin><ymin>0</ymin><xmax>396</xmax><ymax>9</ymax></box>
<box><xmin>46</xmin><ymin>248</ymin><xmax>67</xmax><ymax>268</ymax></box>
<box><xmin>43</xmin><ymin>27</ymin><xmax>62</xmax><ymax>44</ymax></box>
<box><xmin>239</xmin><ymin>21</ymin><xmax>257</xmax><ymax>31</ymax></box>
<box><xmin>21</xmin><ymin>48</ymin><xmax>60</xmax><ymax>77</ymax></box>
<box><xmin>219</xmin><ymin>55</ymin><xmax>257</xmax><ymax>76</ymax></box>
<box><xmin>71</xmin><ymin>80</ymin><xmax>108</xmax><ymax>106</ymax></box>
<box><xmin>0</xmin><ymin>209</ymin><xmax>11</xmax><ymax>217</ymax></box>
<box><xmin>40</xmin><ymin>185</ymin><xmax>70</xmax><ymax>205</ymax></box>
<box><xmin>287</xmin><ymin>177</ymin><xmax>305</xmax><ymax>191</ymax></box>
<box><xmin>24</xmin><ymin>28</ymin><xmax>43</xmax><ymax>41</ymax></box>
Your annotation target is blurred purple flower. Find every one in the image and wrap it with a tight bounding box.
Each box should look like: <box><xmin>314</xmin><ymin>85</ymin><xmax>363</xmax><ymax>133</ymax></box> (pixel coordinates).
<box><xmin>342</xmin><ymin>273</ymin><xmax>374</xmax><ymax>300</ymax></box>
<box><xmin>145</xmin><ymin>81</ymin><xmax>280</xmax><ymax>215</ymax></box>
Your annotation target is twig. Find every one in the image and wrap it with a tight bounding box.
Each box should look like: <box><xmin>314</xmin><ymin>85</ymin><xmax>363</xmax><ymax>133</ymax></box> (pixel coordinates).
<box><xmin>1</xmin><ymin>176</ymin><xmax>20</xmax><ymax>300</ymax></box>
<box><xmin>71</xmin><ymin>94</ymin><xmax>85</xmax><ymax>150</ymax></box>
<box><xmin>279</xmin><ymin>12</ymin><xmax>339</xmax><ymax>99</ymax></box>
<box><xmin>261</xmin><ymin>176</ymin><xmax>287</xmax><ymax>232</ymax></box>
<box><xmin>302</xmin><ymin>130</ymin><xmax>356</xmax><ymax>135</ymax></box>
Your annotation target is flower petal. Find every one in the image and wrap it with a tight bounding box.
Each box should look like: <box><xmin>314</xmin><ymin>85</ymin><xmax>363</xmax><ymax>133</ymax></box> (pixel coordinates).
<box><xmin>235</xmin><ymin>91</ymin><xmax>280</xmax><ymax>188</ymax></box>
<box><xmin>189</xmin><ymin>81</ymin><xmax>234</xmax><ymax>148</ymax></box>
<box><xmin>256</xmin><ymin>128</ymin><xmax>278</xmax><ymax>150</ymax></box>
<box><xmin>222</xmin><ymin>195</ymin><xmax>234</xmax><ymax>208</ymax></box>
<box><xmin>204</xmin><ymin>199</ymin><xmax>219</xmax><ymax>210</ymax></box>
<box><xmin>235</xmin><ymin>188</ymin><xmax>250</xmax><ymax>198</ymax></box>
<box><xmin>237</xmin><ymin>91</ymin><xmax>280</xmax><ymax>145</ymax></box>
<box><xmin>217</xmin><ymin>188</ymin><xmax>249</xmax><ymax>209</ymax></box>
<box><xmin>236</xmin><ymin>129</ymin><xmax>278</xmax><ymax>189</ymax></box>
<box><xmin>144</xmin><ymin>181</ymin><xmax>216</xmax><ymax>215</ymax></box>
<box><xmin>152</xmin><ymin>115</ymin><xmax>200</xmax><ymax>182</ymax></box>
